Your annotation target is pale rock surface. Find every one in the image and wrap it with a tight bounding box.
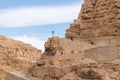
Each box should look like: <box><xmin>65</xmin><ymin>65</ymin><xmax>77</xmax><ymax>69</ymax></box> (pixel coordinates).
<box><xmin>6</xmin><ymin>71</ymin><xmax>30</xmax><ymax>80</ymax></box>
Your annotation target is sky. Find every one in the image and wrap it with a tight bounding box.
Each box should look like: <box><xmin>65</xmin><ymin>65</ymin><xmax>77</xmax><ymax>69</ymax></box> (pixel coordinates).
<box><xmin>0</xmin><ymin>0</ymin><xmax>84</xmax><ymax>52</ymax></box>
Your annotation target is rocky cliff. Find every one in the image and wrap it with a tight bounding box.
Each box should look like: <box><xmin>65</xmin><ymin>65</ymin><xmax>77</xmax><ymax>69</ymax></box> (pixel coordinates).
<box><xmin>25</xmin><ymin>0</ymin><xmax>120</xmax><ymax>80</ymax></box>
<box><xmin>66</xmin><ymin>0</ymin><xmax>120</xmax><ymax>38</ymax></box>
<box><xmin>0</xmin><ymin>35</ymin><xmax>41</xmax><ymax>80</ymax></box>
<box><xmin>7</xmin><ymin>0</ymin><xmax>120</xmax><ymax>80</ymax></box>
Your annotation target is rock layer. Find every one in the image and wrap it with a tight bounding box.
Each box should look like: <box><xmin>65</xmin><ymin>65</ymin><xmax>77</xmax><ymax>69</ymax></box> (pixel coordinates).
<box><xmin>66</xmin><ymin>0</ymin><xmax>120</xmax><ymax>38</ymax></box>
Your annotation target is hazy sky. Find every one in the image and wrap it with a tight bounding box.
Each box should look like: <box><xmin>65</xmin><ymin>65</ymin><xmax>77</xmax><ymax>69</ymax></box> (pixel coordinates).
<box><xmin>0</xmin><ymin>0</ymin><xmax>84</xmax><ymax>51</ymax></box>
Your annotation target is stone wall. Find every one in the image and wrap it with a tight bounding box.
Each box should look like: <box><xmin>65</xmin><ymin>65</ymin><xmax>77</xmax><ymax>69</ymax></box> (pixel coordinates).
<box><xmin>44</xmin><ymin>36</ymin><xmax>120</xmax><ymax>61</ymax></box>
<box><xmin>85</xmin><ymin>46</ymin><xmax>119</xmax><ymax>61</ymax></box>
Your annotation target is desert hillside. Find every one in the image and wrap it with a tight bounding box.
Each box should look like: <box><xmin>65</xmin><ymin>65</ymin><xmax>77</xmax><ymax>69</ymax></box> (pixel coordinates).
<box><xmin>0</xmin><ymin>35</ymin><xmax>41</xmax><ymax>80</ymax></box>
<box><xmin>4</xmin><ymin>0</ymin><xmax>120</xmax><ymax>80</ymax></box>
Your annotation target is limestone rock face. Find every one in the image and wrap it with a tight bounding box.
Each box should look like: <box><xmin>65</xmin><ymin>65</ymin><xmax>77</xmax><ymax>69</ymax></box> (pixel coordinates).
<box><xmin>25</xmin><ymin>37</ymin><xmax>120</xmax><ymax>80</ymax></box>
<box><xmin>0</xmin><ymin>35</ymin><xmax>41</xmax><ymax>60</ymax></box>
<box><xmin>10</xmin><ymin>0</ymin><xmax>120</xmax><ymax>80</ymax></box>
<box><xmin>66</xmin><ymin>0</ymin><xmax>120</xmax><ymax>38</ymax></box>
<box><xmin>0</xmin><ymin>35</ymin><xmax>41</xmax><ymax>80</ymax></box>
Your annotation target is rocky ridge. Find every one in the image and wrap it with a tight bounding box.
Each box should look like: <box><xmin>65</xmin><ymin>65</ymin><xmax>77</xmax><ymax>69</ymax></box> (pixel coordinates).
<box><xmin>0</xmin><ymin>35</ymin><xmax>41</xmax><ymax>80</ymax></box>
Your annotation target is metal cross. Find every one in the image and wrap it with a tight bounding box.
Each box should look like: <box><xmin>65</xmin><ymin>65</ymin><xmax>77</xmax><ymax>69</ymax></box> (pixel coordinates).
<box><xmin>51</xmin><ymin>30</ymin><xmax>55</xmax><ymax>37</ymax></box>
